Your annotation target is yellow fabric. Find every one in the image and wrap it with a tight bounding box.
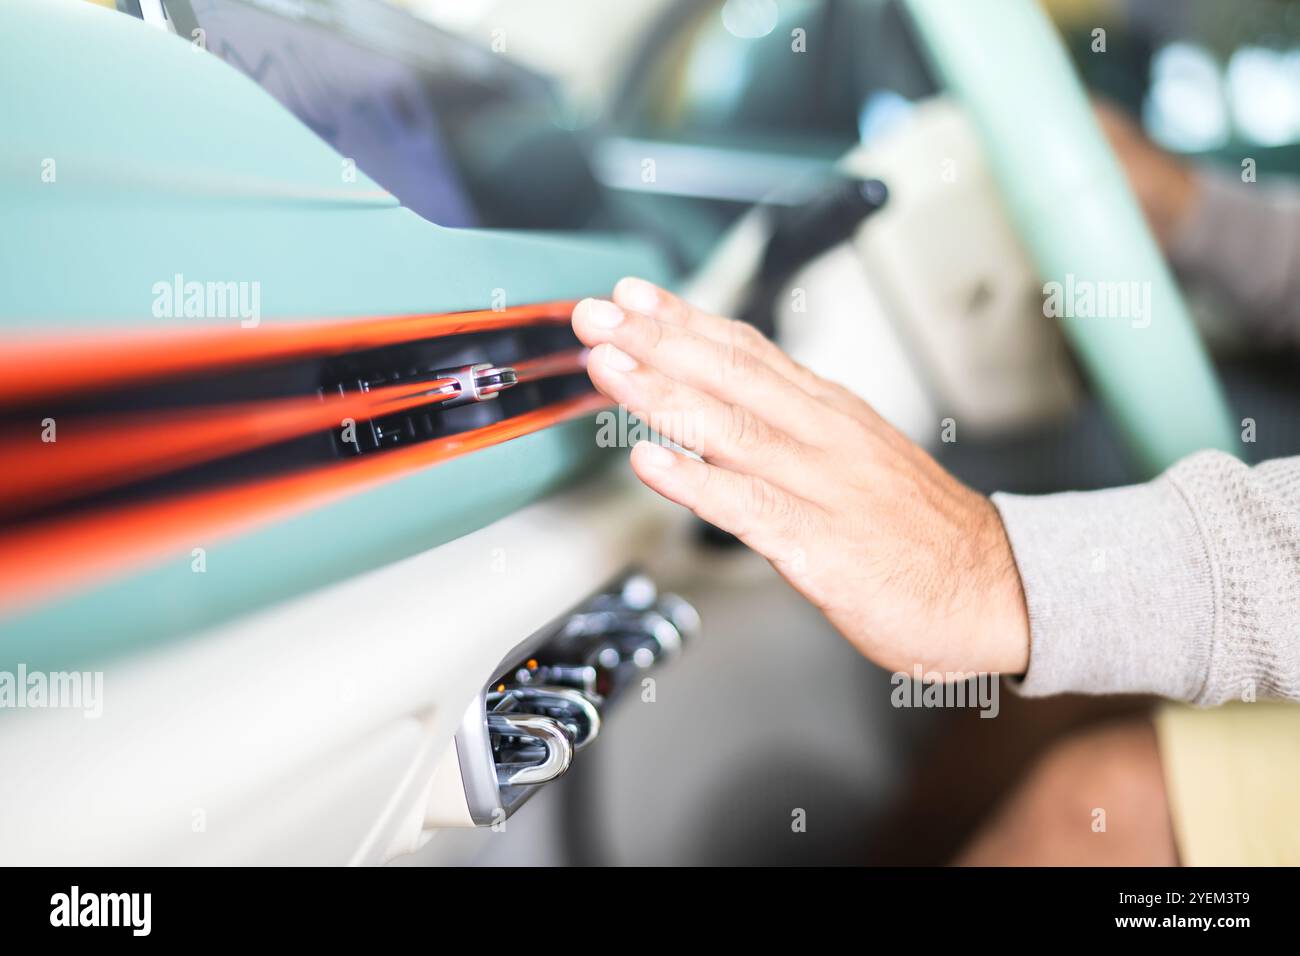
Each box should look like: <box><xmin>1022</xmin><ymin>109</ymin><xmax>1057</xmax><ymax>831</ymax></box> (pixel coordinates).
<box><xmin>1156</xmin><ymin>701</ymin><xmax>1300</xmax><ymax>866</ymax></box>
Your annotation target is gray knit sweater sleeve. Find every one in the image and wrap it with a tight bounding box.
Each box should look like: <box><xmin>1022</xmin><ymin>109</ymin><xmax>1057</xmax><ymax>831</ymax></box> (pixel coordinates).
<box><xmin>989</xmin><ymin>172</ymin><xmax>1300</xmax><ymax>703</ymax></box>
<box><xmin>993</xmin><ymin>451</ymin><xmax>1300</xmax><ymax>705</ymax></box>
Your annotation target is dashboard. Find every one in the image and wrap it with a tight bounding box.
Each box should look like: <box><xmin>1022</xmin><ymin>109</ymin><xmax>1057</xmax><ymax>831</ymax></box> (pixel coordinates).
<box><xmin>0</xmin><ymin>0</ymin><xmax>680</xmax><ymax>865</ymax></box>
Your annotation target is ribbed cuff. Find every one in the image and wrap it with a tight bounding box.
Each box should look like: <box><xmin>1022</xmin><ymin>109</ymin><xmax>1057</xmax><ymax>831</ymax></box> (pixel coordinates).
<box><xmin>992</xmin><ymin>477</ymin><xmax>1215</xmax><ymax>702</ymax></box>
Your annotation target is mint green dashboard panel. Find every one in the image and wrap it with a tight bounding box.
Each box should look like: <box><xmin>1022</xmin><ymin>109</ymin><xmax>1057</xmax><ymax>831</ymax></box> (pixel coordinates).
<box><xmin>0</xmin><ymin>0</ymin><xmax>668</xmax><ymax>667</ymax></box>
<box><xmin>3</xmin><ymin>420</ymin><xmax>605</xmax><ymax>673</ymax></box>
<box><xmin>1</xmin><ymin>0</ymin><xmax>666</xmax><ymax>331</ymax></box>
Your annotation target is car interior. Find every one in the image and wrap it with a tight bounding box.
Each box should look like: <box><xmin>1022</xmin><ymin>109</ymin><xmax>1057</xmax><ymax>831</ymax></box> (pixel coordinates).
<box><xmin>3</xmin><ymin>0</ymin><xmax>1299</xmax><ymax>869</ymax></box>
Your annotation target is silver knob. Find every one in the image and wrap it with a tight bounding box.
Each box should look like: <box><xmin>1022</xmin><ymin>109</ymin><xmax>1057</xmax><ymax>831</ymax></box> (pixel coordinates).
<box><xmin>488</xmin><ymin>685</ymin><xmax>602</xmax><ymax>751</ymax></box>
<box><xmin>436</xmin><ymin>362</ymin><xmax>518</xmax><ymax>407</ymax></box>
<box><xmin>487</xmin><ymin>713</ymin><xmax>574</xmax><ymax>787</ymax></box>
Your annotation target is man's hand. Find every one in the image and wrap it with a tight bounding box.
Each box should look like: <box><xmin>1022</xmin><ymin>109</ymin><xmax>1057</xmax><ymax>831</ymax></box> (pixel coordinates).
<box><xmin>572</xmin><ymin>278</ymin><xmax>1030</xmax><ymax>677</ymax></box>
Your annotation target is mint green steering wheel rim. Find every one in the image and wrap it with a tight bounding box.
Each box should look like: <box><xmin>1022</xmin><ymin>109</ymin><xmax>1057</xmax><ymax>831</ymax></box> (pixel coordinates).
<box><xmin>905</xmin><ymin>0</ymin><xmax>1237</xmax><ymax>475</ymax></box>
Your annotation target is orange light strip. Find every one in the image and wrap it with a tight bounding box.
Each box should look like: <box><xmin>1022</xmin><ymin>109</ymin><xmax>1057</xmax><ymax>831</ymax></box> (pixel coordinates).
<box><xmin>513</xmin><ymin>347</ymin><xmax>589</xmax><ymax>384</ymax></box>
<box><xmin>0</xmin><ymin>346</ymin><xmax>594</xmax><ymax>516</ymax></box>
<box><xmin>0</xmin><ymin>300</ymin><xmax>578</xmax><ymax>405</ymax></box>
<box><xmin>0</xmin><ymin>392</ymin><xmax>612</xmax><ymax>614</ymax></box>
<box><xmin>0</xmin><ymin>377</ymin><xmax>456</xmax><ymax>516</ymax></box>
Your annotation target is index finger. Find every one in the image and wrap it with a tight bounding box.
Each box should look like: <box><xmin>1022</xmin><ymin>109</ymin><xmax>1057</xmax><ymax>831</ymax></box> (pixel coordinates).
<box><xmin>612</xmin><ymin>277</ymin><xmax>887</xmax><ymax>430</ymax></box>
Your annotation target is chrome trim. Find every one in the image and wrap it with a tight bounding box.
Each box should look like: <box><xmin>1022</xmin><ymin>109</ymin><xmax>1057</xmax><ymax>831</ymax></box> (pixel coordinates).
<box><xmin>435</xmin><ymin>362</ymin><xmax>518</xmax><ymax>407</ymax></box>
<box><xmin>487</xmin><ymin>713</ymin><xmax>574</xmax><ymax>787</ymax></box>
<box><xmin>488</xmin><ymin>685</ymin><xmax>602</xmax><ymax>751</ymax></box>
<box><xmin>452</xmin><ymin>695</ymin><xmax>501</xmax><ymax>827</ymax></box>
<box><xmin>449</xmin><ymin>571</ymin><xmax>700</xmax><ymax>827</ymax></box>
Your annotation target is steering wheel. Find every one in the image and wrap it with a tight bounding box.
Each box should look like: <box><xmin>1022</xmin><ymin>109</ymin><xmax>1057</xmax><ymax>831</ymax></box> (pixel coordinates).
<box><xmin>904</xmin><ymin>0</ymin><xmax>1236</xmax><ymax>475</ymax></box>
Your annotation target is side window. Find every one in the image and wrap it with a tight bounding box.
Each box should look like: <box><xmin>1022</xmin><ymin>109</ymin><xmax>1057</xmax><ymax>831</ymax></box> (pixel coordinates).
<box><xmin>618</xmin><ymin>0</ymin><xmax>935</xmax><ymax>153</ymax></box>
<box><xmin>622</xmin><ymin>0</ymin><xmax>854</xmax><ymax>149</ymax></box>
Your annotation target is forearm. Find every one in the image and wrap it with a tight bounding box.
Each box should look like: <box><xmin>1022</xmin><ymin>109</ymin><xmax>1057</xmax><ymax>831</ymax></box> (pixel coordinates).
<box><xmin>994</xmin><ymin>451</ymin><xmax>1300</xmax><ymax>705</ymax></box>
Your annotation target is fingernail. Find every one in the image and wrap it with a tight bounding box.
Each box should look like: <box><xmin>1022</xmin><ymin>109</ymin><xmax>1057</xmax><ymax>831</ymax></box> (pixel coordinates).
<box><xmin>615</xmin><ymin>277</ymin><xmax>659</xmax><ymax>314</ymax></box>
<box><xmin>597</xmin><ymin>343</ymin><xmax>637</xmax><ymax>372</ymax></box>
<box><xmin>636</xmin><ymin>440</ymin><xmax>675</xmax><ymax>469</ymax></box>
<box><xmin>581</xmin><ymin>298</ymin><xmax>625</xmax><ymax>329</ymax></box>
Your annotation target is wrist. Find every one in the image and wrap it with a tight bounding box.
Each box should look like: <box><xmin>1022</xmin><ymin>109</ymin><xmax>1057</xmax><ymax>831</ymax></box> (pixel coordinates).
<box><xmin>972</xmin><ymin>495</ymin><xmax>1031</xmax><ymax>676</ymax></box>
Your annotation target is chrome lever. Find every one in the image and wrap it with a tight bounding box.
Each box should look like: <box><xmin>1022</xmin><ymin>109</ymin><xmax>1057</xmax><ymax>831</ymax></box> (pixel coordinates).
<box><xmin>515</xmin><ymin>662</ymin><xmax>599</xmax><ymax>698</ymax></box>
<box><xmin>487</xmin><ymin>712</ymin><xmax>574</xmax><ymax>787</ymax></box>
<box><xmin>488</xmin><ymin>685</ymin><xmax>602</xmax><ymax>751</ymax></box>
<box><xmin>436</xmin><ymin>362</ymin><xmax>518</xmax><ymax>407</ymax></box>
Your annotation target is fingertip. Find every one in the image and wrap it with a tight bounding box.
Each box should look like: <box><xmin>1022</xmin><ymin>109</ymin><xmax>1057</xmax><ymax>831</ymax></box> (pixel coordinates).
<box><xmin>631</xmin><ymin>439</ymin><xmax>677</xmax><ymax>472</ymax></box>
<box><xmin>590</xmin><ymin>342</ymin><xmax>637</xmax><ymax>374</ymax></box>
<box><xmin>573</xmin><ymin>298</ymin><xmax>625</xmax><ymax>341</ymax></box>
<box><xmin>629</xmin><ymin>440</ymin><xmax>689</xmax><ymax>504</ymax></box>
<box><xmin>583</xmin><ymin>343</ymin><xmax>619</xmax><ymax>398</ymax></box>
<box><xmin>613</xmin><ymin>276</ymin><xmax>661</xmax><ymax>315</ymax></box>
<box><xmin>570</xmin><ymin>297</ymin><xmax>594</xmax><ymax>336</ymax></box>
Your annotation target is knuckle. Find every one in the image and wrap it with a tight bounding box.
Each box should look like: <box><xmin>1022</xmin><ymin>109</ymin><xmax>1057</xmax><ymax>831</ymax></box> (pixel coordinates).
<box><xmin>835</xmin><ymin>409</ymin><xmax>875</xmax><ymax>447</ymax></box>
<box><xmin>743</xmin><ymin>475</ymin><xmax>795</xmax><ymax>531</ymax></box>
<box><xmin>689</xmin><ymin>464</ymin><xmax>736</xmax><ymax>533</ymax></box>
<box><xmin>692</xmin><ymin>459</ymin><xmax>717</xmax><ymax>505</ymax></box>
<box><xmin>646</xmin><ymin>385</ymin><xmax>706</xmax><ymax>453</ymax></box>
<box><xmin>679</xmin><ymin>394</ymin><xmax>712</xmax><ymax>455</ymax></box>
<box><xmin>639</xmin><ymin>366</ymin><xmax>675</xmax><ymax>407</ymax></box>
<box><xmin>678</xmin><ymin>298</ymin><xmax>713</xmax><ymax>331</ymax></box>
<box><xmin>720</xmin><ymin>337</ymin><xmax>761</xmax><ymax>385</ymax></box>
<box><xmin>631</xmin><ymin>309</ymin><xmax>665</xmax><ymax>351</ymax></box>
<box><xmin>728</xmin><ymin>318</ymin><xmax>766</xmax><ymax>349</ymax></box>
<box><xmin>726</xmin><ymin>404</ymin><xmax>765</xmax><ymax>453</ymax></box>
<box><xmin>658</xmin><ymin>318</ymin><xmax>697</xmax><ymax>358</ymax></box>
<box><xmin>664</xmin><ymin>293</ymin><xmax>693</xmax><ymax>326</ymax></box>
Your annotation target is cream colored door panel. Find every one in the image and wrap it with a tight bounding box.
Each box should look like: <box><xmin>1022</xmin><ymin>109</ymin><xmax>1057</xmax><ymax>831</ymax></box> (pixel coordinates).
<box><xmin>0</xmin><ymin>467</ymin><xmax>678</xmax><ymax>865</ymax></box>
<box><xmin>841</xmin><ymin>98</ymin><xmax>1080</xmax><ymax>434</ymax></box>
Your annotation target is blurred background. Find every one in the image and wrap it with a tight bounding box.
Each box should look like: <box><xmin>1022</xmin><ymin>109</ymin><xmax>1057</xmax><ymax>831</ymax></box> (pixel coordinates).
<box><xmin>104</xmin><ymin>0</ymin><xmax>1300</xmax><ymax>863</ymax></box>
